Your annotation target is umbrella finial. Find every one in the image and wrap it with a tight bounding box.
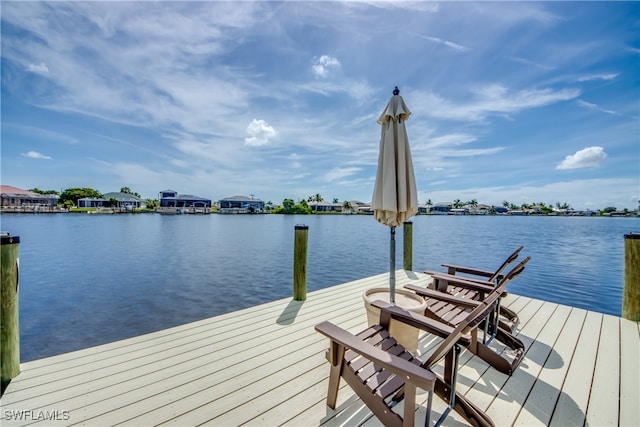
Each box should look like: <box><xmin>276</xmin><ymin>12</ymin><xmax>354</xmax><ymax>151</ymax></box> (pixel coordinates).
<box><xmin>393</xmin><ymin>86</ymin><xmax>399</xmax><ymax>96</ymax></box>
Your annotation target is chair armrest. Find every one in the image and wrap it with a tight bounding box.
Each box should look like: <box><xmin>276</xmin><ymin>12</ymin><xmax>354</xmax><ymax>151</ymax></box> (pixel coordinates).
<box><xmin>315</xmin><ymin>321</ymin><xmax>436</xmax><ymax>391</ymax></box>
<box><xmin>429</xmin><ymin>272</ymin><xmax>495</xmax><ymax>293</ymax></box>
<box><xmin>441</xmin><ymin>263</ymin><xmax>495</xmax><ymax>278</ymax></box>
<box><xmin>370</xmin><ymin>300</ymin><xmax>471</xmax><ymax>345</ymax></box>
<box><xmin>404</xmin><ymin>284</ymin><xmax>481</xmax><ymax>309</ymax></box>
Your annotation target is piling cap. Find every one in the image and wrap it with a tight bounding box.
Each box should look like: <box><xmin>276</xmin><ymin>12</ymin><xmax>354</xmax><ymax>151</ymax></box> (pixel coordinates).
<box><xmin>624</xmin><ymin>232</ymin><xmax>640</xmax><ymax>239</ymax></box>
<box><xmin>295</xmin><ymin>224</ymin><xmax>308</xmax><ymax>230</ymax></box>
<box><xmin>1</xmin><ymin>232</ymin><xmax>20</xmax><ymax>245</ymax></box>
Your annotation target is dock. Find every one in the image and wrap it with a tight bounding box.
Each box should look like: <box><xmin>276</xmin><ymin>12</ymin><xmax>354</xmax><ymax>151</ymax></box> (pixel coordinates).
<box><xmin>1</xmin><ymin>270</ymin><xmax>638</xmax><ymax>426</ymax></box>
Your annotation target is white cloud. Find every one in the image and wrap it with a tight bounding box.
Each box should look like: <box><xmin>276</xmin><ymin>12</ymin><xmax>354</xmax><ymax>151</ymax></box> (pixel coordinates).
<box><xmin>22</xmin><ymin>150</ymin><xmax>51</xmax><ymax>159</ymax></box>
<box><xmin>557</xmin><ymin>146</ymin><xmax>607</xmax><ymax>170</ymax></box>
<box><xmin>312</xmin><ymin>55</ymin><xmax>341</xmax><ymax>78</ymax></box>
<box><xmin>418</xmin><ymin>35</ymin><xmax>469</xmax><ymax>52</ymax></box>
<box><xmin>26</xmin><ymin>62</ymin><xmax>49</xmax><ymax>73</ymax></box>
<box><xmin>577</xmin><ymin>73</ymin><xmax>617</xmax><ymax>82</ymax></box>
<box><xmin>576</xmin><ymin>100</ymin><xmax>619</xmax><ymax>116</ymax></box>
<box><xmin>245</xmin><ymin>119</ymin><xmax>276</xmax><ymax>146</ymax></box>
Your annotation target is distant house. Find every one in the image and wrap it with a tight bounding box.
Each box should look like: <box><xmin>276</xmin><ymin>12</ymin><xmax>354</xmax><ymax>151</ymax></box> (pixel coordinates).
<box><xmin>308</xmin><ymin>200</ymin><xmax>342</xmax><ymax>212</ymax></box>
<box><xmin>430</xmin><ymin>202</ymin><xmax>452</xmax><ymax>215</ymax></box>
<box><xmin>158</xmin><ymin>190</ymin><xmax>211</xmax><ymax>213</ymax></box>
<box><xmin>466</xmin><ymin>204</ymin><xmax>491</xmax><ymax>215</ymax></box>
<box><xmin>418</xmin><ymin>203</ymin><xmax>434</xmax><ymax>214</ymax></box>
<box><xmin>219</xmin><ymin>195</ymin><xmax>264</xmax><ymax>213</ymax></box>
<box><xmin>350</xmin><ymin>200</ymin><xmax>371</xmax><ymax>214</ymax></box>
<box><xmin>0</xmin><ymin>185</ymin><xmax>58</xmax><ymax>209</ymax></box>
<box><xmin>78</xmin><ymin>192</ymin><xmax>145</xmax><ymax>210</ymax></box>
<box><xmin>449</xmin><ymin>208</ymin><xmax>468</xmax><ymax>215</ymax></box>
<box><xmin>77</xmin><ymin>197</ymin><xmax>105</xmax><ymax>208</ymax></box>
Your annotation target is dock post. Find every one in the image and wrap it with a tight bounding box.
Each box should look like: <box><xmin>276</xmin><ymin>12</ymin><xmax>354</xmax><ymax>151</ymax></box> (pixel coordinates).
<box><xmin>403</xmin><ymin>221</ymin><xmax>413</xmax><ymax>271</ymax></box>
<box><xmin>293</xmin><ymin>225</ymin><xmax>308</xmax><ymax>301</ymax></box>
<box><xmin>1</xmin><ymin>232</ymin><xmax>20</xmax><ymax>395</ymax></box>
<box><xmin>623</xmin><ymin>232</ymin><xmax>640</xmax><ymax>321</ymax></box>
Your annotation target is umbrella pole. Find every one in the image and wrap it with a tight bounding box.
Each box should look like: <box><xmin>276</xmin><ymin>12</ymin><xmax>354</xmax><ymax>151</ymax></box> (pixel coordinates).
<box><xmin>390</xmin><ymin>226</ymin><xmax>396</xmax><ymax>303</ymax></box>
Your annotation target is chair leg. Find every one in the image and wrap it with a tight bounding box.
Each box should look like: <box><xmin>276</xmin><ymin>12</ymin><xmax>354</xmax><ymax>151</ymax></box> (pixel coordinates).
<box><xmin>433</xmin><ymin>344</ymin><xmax>460</xmax><ymax>427</ymax></box>
<box><xmin>435</xmin><ymin>344</ymin><xmax>495</xmax><ymax>427</ymax></box>
<box><xmin>434</xmin><ymin>378</ymin><xmax>495</xmax><ymax>427</ymax></box>
<box><xmin>326</xmin><ymin>342</ymin><xmax>345</xmax><ymax>409</ymax></box>
<box><xmin>403</xmin><ymin>383</ymin><xmax>417</xmax><ymax>427</ymax></box>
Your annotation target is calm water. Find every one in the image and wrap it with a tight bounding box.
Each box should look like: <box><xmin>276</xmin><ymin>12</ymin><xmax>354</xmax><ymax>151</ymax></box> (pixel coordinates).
<box><xmin>1</xmin><ymin>213</ymin><xmax>638</xmax><ymax>361</ymax></box>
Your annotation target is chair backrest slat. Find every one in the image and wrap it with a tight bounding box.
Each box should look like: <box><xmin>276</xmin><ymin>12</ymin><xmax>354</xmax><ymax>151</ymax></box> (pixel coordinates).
<box><xmin>489</xmin><ymin>245</ymin><xmax>523</xmax><ymax>282</ymax></box>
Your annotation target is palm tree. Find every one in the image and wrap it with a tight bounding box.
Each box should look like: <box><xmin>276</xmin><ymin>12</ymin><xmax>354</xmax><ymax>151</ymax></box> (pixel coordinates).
<box><xmin>453</xmin><ymin>199</ymin><xmax>463</xmax><ymax>208</ymax></box>
<box><xmin>342</xmin><ymin>200</ymin><xmax>353</xmax><ymax>213</ymax></box>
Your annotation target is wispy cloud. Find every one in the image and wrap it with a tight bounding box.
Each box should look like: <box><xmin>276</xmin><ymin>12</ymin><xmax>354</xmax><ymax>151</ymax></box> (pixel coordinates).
<box><xmin>557</xmin><ymin>147</ymin><xmax>607</xmax><ymax>170</ymax></box>
<box><xmin>26</xmin><ymin>62</ymin><xmax>49</xmax><ymax>73</ymax></box>
<box><xmin>22</xmin><ymin>150</ymin><xmax>51</xmax><ymax>160</ymax></box>
<box><xmin>414</xmin><ymin>85</ymin><xmax>580</xmax><ymax>122</ymax></box>
<box><xmin>576</xmin><ymin>73</ymin><xmax>617</xmax><ymax>82</ymax></box>
<box><xmin>508</xmin><ymin>56</ymin><xmax>554</xmax><ymax>71</ymax></box>
<box><xmin>323</xmin><ymin>167</ymin><xmax>361</xmax><ymax>182</ymax></box>
<box><xmin>576</xmin><ymin>99</ymin><xmax>620</xmax><ymax>116</ymax></box>
<box><xmin>417</xmin><ymin>34</ymin><xmax>469</xmax><ymax>52</ymax></box>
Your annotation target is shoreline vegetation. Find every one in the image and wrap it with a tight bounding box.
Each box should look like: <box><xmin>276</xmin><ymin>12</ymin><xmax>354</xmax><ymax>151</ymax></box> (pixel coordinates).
<box><xmin>4</xmin><ymin>186</ymin><xmax>639</xmax><ymax>217</ymax></box>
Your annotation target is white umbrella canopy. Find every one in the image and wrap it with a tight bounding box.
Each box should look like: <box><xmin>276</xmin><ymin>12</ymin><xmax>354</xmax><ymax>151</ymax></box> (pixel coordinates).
<box><xmin>371</xmin><ymin>87</ymin><xmax>418</xmax><ymax>302</ymax></box>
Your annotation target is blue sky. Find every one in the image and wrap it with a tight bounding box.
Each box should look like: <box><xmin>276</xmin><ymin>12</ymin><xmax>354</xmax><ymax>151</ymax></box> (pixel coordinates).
<box><xmin>2</xmin><ymin>1</ymin><xmax>639</xmax><ymax>210</ymax></box>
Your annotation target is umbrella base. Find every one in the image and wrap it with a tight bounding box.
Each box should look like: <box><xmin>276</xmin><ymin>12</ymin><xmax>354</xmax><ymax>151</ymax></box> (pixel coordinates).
<box><xmin>362</xmin><ymin>287</ymin><xmax>427</xmax><ymax>353</ymax></box>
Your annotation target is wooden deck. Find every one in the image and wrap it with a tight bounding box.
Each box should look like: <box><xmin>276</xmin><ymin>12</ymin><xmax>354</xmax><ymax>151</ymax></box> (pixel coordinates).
<box><xmin>1</xmin><ymin>270</ymin><xmax>638</xmax><ymax>426</ymax></box>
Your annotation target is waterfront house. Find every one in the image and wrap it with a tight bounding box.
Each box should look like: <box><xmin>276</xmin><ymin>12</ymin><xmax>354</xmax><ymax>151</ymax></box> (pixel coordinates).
<box><xmin>350</xmin><ymin>200</ymin><xmax>371</xmax><ymax>214</ymax></box>
<box><xmin>466</xmin><ymin>203</ymin><xmax>491</xmax><ymax>215</ymax></box>
<box><xmin>218</xmin><ymin>195</ymin><xmax>264</xmax><ymax>213</ymax></box>
<box><xmin>308</xmin><ymin>200</ymin><xmax>342</xmax><ymax>212</ymax></box>
<box><xmin>0</xmin><ymin>185</ymin><xmax>59</xmax><ymax>211</ymax></box>
<box><xmin>429</xmin><ymin>202</ymin><xmax>452</xmax><ymax>214</ymax></box>
<box><xmin>158</xmin><ymin>190</ymin><xmax>212</xmax><ymax>213</ymax></box>
<box><xmin>449</xmin><ymin>207</ymin><xmax>468</xmax><ymax>215</ymax></box>
<box><xmin>78</xmin><ymin>192</ymin><xmax>145</xmax><ymax>210</ymax></box>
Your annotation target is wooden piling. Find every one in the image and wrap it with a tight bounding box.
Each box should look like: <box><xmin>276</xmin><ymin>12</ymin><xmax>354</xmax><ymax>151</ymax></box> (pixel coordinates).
<box><xmin>1</xmin><ymin>233</ymin><xmax>20</xmax><ymax>394</ymax></box>
<box><xmin>403</xmin><ymin>221</ymin><xmax>413</xmax><ymax>271</ymax></box>
<box><xmin>623</xmin><ymin>232</ymin><xmax>640</xmax><ymax>321</ymax></box>
<box><xmin>293</xmin><ymin>225</ymin><xmax>308</xmax><ymax>301</ymax></box>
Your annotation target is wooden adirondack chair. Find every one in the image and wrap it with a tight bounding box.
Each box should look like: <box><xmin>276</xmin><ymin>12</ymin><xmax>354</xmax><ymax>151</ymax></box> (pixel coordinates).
<box><xmin>424</xmin><ymin>246</ymin><xmax>524</xmax><ymax>333</ymax></box>
<box><xmin>406</xmin><ymin>257</ymin><xmax>531</xmax><ymax>375</ymax></box>
<box><xmin>315</xmin><ymin>291</ymin><xmax>504</xmax><ymax>427</ymax></box>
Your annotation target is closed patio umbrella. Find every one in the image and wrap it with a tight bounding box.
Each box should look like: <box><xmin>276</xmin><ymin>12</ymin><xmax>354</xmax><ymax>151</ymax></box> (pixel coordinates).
<box><xmin>371</xmin><ymin>87</ymin><xmax>418</xmax><ymax>303</ymax></box>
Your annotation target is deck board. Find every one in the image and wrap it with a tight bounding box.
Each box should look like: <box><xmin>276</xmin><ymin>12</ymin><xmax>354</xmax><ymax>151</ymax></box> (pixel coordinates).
<box><xmin>549</xmin><ymin>310</ymin><xmax>602</xmax><ymax>426</ymax></box>
<box><xmin>513</xmin><ymin>306</ymin><xmax>585</xmax><ymax>426</ymax></box>
<box><xmin>1</xmin><ymin>270</ymin><xmax>636</xmax><ymax>427</ymax></box>
<box><xmin>619</xmin><ymin>319</ymin><xmax>640</xmax><ymax>427</ymax></box>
